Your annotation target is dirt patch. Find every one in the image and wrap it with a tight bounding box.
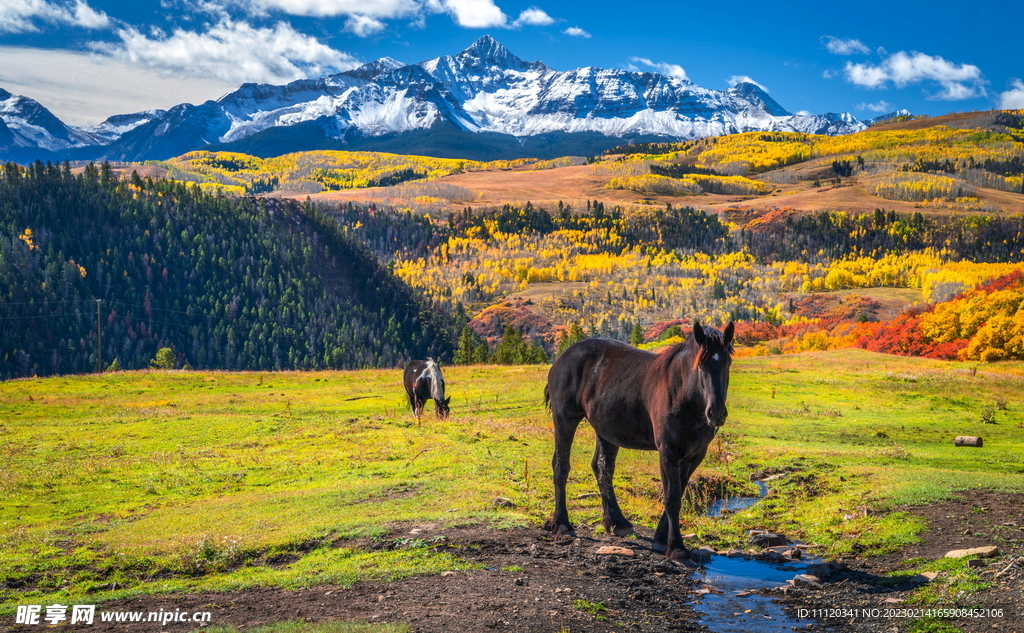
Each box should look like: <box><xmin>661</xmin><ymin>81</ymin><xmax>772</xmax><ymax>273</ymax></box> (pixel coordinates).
<box><xmin>8</xmin><ymin>492</ymin><xmax>1023</xmax><ymax>633</ymax></box>
<box><xmin>9</xmin><ymin>525</ymin><xmax>710</xmax><ymax>633</ymax></box>
<box><xmin>776</xmin><ymin>490</ymin><xmax>1024</xmax><ymax>632</ymax></box>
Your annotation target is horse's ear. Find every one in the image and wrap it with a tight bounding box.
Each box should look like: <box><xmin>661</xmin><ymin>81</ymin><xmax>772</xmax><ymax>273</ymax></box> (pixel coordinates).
<box><xmin>723</xmin><ymin>321</ymin><xmax>735</xmax><ymax>347</ymax></box>
<box><xmin>692</xmin><ymin>320</ymin><xmax>706</xmax><ymax>345</ymax></box>
<box><xmin>444</xmin><ymin>397</ymin><xmax>451</xmax><ymax>406</ymax></box>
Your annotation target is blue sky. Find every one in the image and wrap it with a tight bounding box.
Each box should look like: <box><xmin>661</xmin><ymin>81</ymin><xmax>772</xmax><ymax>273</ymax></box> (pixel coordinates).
<box><xmin>0</xmin><ymin>0</ymin><xmax>1020</xmax><ymax>127</ymax></box>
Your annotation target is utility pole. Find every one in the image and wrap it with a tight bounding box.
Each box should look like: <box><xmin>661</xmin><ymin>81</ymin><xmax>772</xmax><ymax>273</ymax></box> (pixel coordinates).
<box><xmin>96</xmin><ymin>299</ymin><xmax>102</xmax><ymax>373</ymax></box>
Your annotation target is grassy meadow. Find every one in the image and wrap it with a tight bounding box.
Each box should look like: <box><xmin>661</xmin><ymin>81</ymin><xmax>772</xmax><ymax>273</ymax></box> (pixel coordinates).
<box><xmin>2</xmin><ymin>350</ymin><xmax>1024</xmax><ymax>612</ymax></box>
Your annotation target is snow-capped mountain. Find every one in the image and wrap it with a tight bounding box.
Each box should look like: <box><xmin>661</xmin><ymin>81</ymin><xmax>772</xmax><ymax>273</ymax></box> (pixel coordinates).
<box><xmin>0</xmin><ymin>88</ymin><xmax>98</xmax><ymax>152</ymax></box>
<box><xmin>1</xmin><ymin>36</ymin><xmax>890</xmax><ymax>162</ymax></box>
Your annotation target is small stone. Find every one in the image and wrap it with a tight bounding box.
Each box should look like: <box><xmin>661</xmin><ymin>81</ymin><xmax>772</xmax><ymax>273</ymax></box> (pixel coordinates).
<box><xmin>805</xmin><ymin>563</ymin><xmax>832</xmax><ymax>578</ymax></box>
<box><xmin>883</xmin><ymin>597</ymin><xmax>902</xmax><ymax>604</ymax></box>
<box><xmin>919</xmin><ymin>571</ymin><xmax>939</xmax><ymax>581</ymax></box>
<box><xmin>596</xmin><ymin>546</ymin><xmax>635</xmax><ymax>556</ymax></box>
<box><xmin>514</xmin><ymin>577</ymin><xmax>526</xmax><ymax>586</ymax></box>
<box><xmin>945</xmin><ymin>545</ymin><xmax>999</xmax><ymax>559</ymax></box>
<box><xmin>782</xmin><ymin>548</ymin><xmax>801</xmax><ymax>559</ymax></box>
<box><xmin>791</xmin><ymin>574</ymin><xmax>823</xmax><ymax>589</ymax></box>
<box><xmin>441</xmin><ymin>571</ymin><xmax>457</xmax><ymax>577</ymax></box>
<box><xmin>725</xmin><ymin>548</ymin><xmax>745</xmax><ymax>558</ymax></box>
<box><xmin>749</xmin><ymin>532</ymin><xmax>787</xmax><ymax>547</ymax></box>
<box><xmin>575</xmin><ymin>493</ymin><xmax>600</xmax><ymax>499</ymax></box>
<box><xmin>491</xmin><ymin>497</ymin><xmax>516</xmax><ymax>509</ymax></box>
<box><xmin>967</xmin><ymin>559</ymin><xmax>986</xmax><ymax>569</ymax></box>
<box><xmin>694</xmin><ymin>546</ymin><xmax>717</xmax><ymax>558</ymax></box>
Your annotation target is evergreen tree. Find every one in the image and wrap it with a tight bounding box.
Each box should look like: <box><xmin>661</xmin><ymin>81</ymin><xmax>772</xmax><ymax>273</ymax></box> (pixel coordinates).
<box><xmin>557</xmin><ymin>321</ymin><xmax>588</xmax><ymax>354</ymax></box>
<box><xmin>628</xmin><ymin>323</ymin><xmax>645</xmax><ymax>346</ymax></box>
<box><xmin>491</xmin><ymin>325</ymin><xmax>547</xmax><ymax>365</ymax></box>
<box><xmin>150</xmin><ymin>348</ymin><xmax>176</xmax><ymax>369</ymax></box>
<box><xmin>454</xmin><ymin>325</ymin><xmax>488</xmax><ymax>365</ymax></box>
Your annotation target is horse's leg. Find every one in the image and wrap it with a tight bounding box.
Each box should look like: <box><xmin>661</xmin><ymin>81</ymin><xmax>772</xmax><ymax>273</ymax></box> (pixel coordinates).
<box><xmin>407</xmin><ymin>390</ymin><xmax>418</xmax><ymax>417</ymax></box>
<box><xmin>543</xmin><ymin>410</ymin><xmax>581</xmax><ymax>538</ymax></box>
<box><xmin>592</xmin><ymin>436</ymin><xmax>634</xmax><ymax>537</ymax></box>
<box><xmin>655</xmin><ymin>452</ymin><xmax>693</xmax><ymax>562</ymax></box>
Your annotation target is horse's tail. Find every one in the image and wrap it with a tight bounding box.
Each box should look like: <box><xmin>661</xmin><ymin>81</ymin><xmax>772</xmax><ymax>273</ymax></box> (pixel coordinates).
<box><xmin>426</xmin><ymin>359</ymin><xmax>444</xmax><ymax>402</ymax></box>
<box><xmin>543</xmin><ymin>383</ymin><xmax>550</xmax><ymax>410</ymax></box>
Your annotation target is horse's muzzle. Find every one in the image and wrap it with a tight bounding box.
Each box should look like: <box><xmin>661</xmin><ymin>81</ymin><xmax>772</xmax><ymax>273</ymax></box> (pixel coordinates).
<box><xmin>706</xmin><ymin>406</ymin><xmax>728</xmax><ymax>428</ymax></box>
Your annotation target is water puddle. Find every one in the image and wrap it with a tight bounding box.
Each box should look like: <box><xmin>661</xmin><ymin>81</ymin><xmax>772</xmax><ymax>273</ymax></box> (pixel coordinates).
<box><xmin>706</xmin><ymin>479</ymin><xmax>769</xmax><ymax>518</ymax></box>
<box><xmin>693</xmin><ymin>480</ymin><xmax>819</xmax><ymax>632</ymax></box>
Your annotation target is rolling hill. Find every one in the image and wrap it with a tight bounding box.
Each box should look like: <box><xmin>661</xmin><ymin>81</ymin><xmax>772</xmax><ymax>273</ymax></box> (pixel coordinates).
<box><xmin>0</xmin><ymin>162</ymin><xmax>454</xmax><ymax>379</ymax></box>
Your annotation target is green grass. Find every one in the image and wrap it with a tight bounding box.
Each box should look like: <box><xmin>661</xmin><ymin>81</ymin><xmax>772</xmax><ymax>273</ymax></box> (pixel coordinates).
<box><xmin>573</xmin><ymin>599</ymin><xmax>609</xmax><ymax>621</ymax></box>
<box><xmin>2</xmin><ymin>350</ymin><xmax>1023</xmax><ymax>611</ymax></box>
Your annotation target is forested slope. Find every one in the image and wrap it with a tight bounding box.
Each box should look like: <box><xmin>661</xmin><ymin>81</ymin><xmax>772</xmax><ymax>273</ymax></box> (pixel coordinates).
<box><xmin>0</xmin><ymin>161</ymin><xmax>453</xmax><ymax>379</ymax></box>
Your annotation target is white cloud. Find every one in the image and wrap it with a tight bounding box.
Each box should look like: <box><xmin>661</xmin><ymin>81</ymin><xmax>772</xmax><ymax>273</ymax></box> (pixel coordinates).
<box><xmin>91</xmin><ymin>19</ymin><xmax>358</xmax><ymax>85</ymax></box>
<box><xmin>822</xmin><ymin>69</ymin><xmax>836</xmax><ymax>79</ymax></box>
<box><xmin>998</xmin><ymin>79</ymin><xmax>1024</xmax><ymax>109</ymax></box>
<box><xmin>0</xmin><ymin>0</ymin><xmax>109</xmax><ymax>33</ymax></box>
<box><xmin>240</xmin><ymin>0</ymin><xmax>555</xmax><ymax>30</ymax></box>
<box><xmin>245</xmin><ymin>0</ymin><xmax>419</xmax><ymax>19</ymax></box>
<box><xmin>844</xmin><ymin>51</ymin><xmax>986</xmax><ymax>100</ymax></box>
<box><xmin>512</xmin><ymin>6</ymin><xmax>553</xmax><ymax>27</ymax></box>
<box><xmin>821</xmin><ymin>36</ymin><xmax>869</xmax><ymax>55</ymax></box>
<box><xmin>727</xmin><ymin>75</ymin><xmax>768</xmax><ymax>92</ymax></box>
<box><xmin>628</xmin><ymin>56</ymin><xmax>687</xmax><ymax>81</ymax></box>
<box><xmin>0</xmin><ymin>45</ymin><xmax>236</xmax><ymax>126</ymax></box>
<box><xmin>344</xmin><ymin>14</ymin><xmax>386</xmax><ymax>36</ymax></box>
<box><xmin>794</xmin><ymin>110</ymin><xmax>813</xmax><ymax>116</ymax></box>
<box><xmin>563</xmin><ymin>26</ymin><xmax>590</xmax><ymax>38</ymax></box>
<box><xmin>442</xmin><ymin>0</ymin><xmax>507</xmax><ymax>28</ymax></box>
<box><xmin>856</xmin><ymin>100</ymin><xmax>892</xmax><ymax>112</ymax></box>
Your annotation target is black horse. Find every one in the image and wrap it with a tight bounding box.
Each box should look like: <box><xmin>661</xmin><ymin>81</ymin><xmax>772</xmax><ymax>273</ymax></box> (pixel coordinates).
<box><xmin>403</xmin><ymin>359</ymin><xmax>451</xmax><ymax>419</ymax></box>
<box><xmin>543</xmin><ymin>321</ymin><xmax>734</xmax><ymax>562</ymax></box>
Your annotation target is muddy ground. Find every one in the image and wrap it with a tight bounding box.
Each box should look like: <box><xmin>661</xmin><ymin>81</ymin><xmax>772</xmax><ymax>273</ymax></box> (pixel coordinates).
<box><xmin>5</xmin><ymin>491</ymin><xmax>1023</xmax><ymax>633</ymax></box>
<box><xmin>779</xmin><ymin>490</ymin><xmax>1024</xmax><ymax>633</ymax></box>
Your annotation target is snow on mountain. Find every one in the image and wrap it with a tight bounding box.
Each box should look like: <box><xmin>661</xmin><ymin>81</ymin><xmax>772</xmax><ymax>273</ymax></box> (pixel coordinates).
<box><xmin>2</xmin><ymin>36</ymin><xmax>881</xmax><ymax>161</ymax></box>
<box><xmin>0</xmin><ymin>88</ymin><xmax>97</xmax><ymax>151</ymax></box>
<box><xmin>82</xmin><ymin>110</ymin><xmax>168</xmax><ymax>145</ymax></box>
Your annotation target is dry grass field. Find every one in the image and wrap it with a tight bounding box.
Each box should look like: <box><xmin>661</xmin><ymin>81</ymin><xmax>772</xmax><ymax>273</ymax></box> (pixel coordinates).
<box><xmin>303</xmin><ymin>157</ymin><xmax>1024</xmax><ymax>220</ymax></box>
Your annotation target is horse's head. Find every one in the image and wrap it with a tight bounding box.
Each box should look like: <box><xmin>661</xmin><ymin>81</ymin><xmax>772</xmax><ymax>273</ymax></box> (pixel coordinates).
<box><xmin>436</xmin><ymin>396</ymin><xmax>451</xmax><ymax>419</ymax></box>
<box><xmin>692</xmin><ymin>320</ymin><xmax>734</xmax><ymax>428</ymax></box>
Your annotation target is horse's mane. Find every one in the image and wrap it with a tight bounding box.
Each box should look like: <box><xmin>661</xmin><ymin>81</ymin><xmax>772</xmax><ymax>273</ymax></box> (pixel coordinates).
<box><xmin>425</xmin><ymin>358</ymin><xmax>445</xmax><ymax>402</ymax></box>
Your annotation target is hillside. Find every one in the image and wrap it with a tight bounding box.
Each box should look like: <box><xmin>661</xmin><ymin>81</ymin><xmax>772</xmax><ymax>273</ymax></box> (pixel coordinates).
<box><xmin>0</xmin><ymin>162</ymin><xmax>453</xmax><ymax>379</ymax></box>
<box><xmin>102</xmin><ymin>113</ymin><xmax>1024</xmax><ymax>221</ymax></box>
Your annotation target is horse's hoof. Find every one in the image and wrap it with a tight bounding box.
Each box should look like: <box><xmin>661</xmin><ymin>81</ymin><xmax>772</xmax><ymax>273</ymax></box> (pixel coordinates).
<box><xmin>651</xmin><ymin>541</ymin><xmax>667</xmax><ymax>553</ymax></box>
<box><xmin>667</xmin><ymin>550</ymin><xmax>698</xmax><ymax>567</ymax></box>
<box><xmin>543</xmin><ymin>518</ymin><xmax>575</xmax><ymax>538</ymax></box>
<box><xmin>613</xmin><ymin>525</ymin><xmax>636</xmax><ymax>538</ymax></box>
<box><xmin>554</xmin><ymin>526</ymin><xmax>576</xmax><ymax>539</ymax></box>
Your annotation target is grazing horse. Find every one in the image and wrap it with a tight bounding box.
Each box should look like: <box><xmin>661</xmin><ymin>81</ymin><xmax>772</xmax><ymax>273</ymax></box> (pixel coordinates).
<box><xmin>404</xmin><ymin>359</ymin><xmax>451</xmax><ymax>419</ymax></box>
<box><xmin>543</xmin><ymin>320</ymin><xmax>734</xmax><ymax>562</ymax></box>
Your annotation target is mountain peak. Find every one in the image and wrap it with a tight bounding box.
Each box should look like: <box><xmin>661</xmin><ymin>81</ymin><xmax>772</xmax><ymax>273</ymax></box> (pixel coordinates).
<box><xmin>726</xmin><ymin>82</ymin><xmax>790</xmax><ymax>117</ymax></box>
<box><xmin>345</xmin><ymin>56</ymin><xmax>408</xmax><ymax>82</ymax></box>
<box><xmin>459</xmin><ymin>35</ymin><xmax>526</xmax><ymax>68</ymax></box>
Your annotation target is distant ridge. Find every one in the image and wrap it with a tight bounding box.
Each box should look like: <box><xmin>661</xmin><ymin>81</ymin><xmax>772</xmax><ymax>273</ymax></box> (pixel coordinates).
<box><xmin>2</xmin><ymin>36</ymin><xmax>906</xmax><ymax>163</ymax></box>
